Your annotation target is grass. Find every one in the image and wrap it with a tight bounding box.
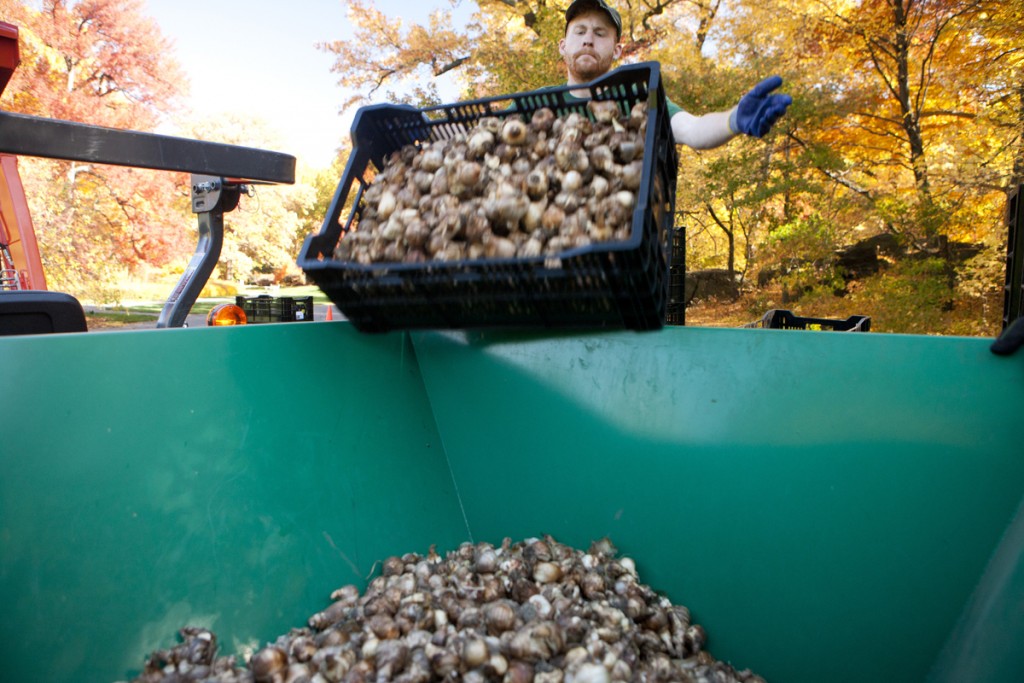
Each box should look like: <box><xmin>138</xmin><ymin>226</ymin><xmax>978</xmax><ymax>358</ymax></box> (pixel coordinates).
<box><xmin>85</xmin><ymin>310</ymin><xmax>160</xmax><ymax>328</ymax></box>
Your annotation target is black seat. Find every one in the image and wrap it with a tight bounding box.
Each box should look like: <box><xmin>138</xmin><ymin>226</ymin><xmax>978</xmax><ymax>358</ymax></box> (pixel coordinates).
<box><xmin>0</xmin><ymin>290</ymin><xmax>87</xmax><ymax>335</ymax></box>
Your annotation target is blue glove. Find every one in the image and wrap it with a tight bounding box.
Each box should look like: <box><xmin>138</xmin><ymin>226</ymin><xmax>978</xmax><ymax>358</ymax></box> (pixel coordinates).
<box><xmin>730</xmin><ymin>76</ymin><xmax>792</xmax><ymax>138</ymax></box>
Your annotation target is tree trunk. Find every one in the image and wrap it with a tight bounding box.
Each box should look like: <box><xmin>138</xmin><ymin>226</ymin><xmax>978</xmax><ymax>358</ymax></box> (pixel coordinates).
<box><xmin>891</xmin><ymin>0</ymin><xmax>934</xmax><ymax>226</ymax></box>
<box><xmin>727</xmin><ymin>228</ymin><xmax>735</xmax><ymax>275</ymax></box>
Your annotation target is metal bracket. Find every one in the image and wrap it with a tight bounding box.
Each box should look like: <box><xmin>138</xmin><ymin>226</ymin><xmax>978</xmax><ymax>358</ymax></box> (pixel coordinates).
<box><xmin>155</xmin><ymin>175</ymin><xmax>243</xmax><ymax>328</ymax></box>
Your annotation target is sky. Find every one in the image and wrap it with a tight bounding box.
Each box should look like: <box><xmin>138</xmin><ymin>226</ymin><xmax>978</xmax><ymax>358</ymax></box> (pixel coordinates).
<box><xmin>144</xmin><ymin>0</ymin><xmax>470</xmax><ymax>169</ymax></box>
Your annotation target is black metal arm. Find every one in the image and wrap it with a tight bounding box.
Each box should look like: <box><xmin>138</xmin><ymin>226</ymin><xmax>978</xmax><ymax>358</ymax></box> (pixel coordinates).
<box><xmin>156</xmin><ymin>175</ymin><xmax>243</xmax><ymax>328</ymax></box>
<box><xmin>0</xmin><ymin>110</ymin><xmax>294</xmax><ymax>183</ymax></box>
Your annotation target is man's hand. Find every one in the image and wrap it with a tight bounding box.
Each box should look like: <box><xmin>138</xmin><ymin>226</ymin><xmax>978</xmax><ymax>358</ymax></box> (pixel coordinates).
<box><xmin>729</xmin><ymin>76</ymin><xmax>792</xmax><ymax>138</ymax></box>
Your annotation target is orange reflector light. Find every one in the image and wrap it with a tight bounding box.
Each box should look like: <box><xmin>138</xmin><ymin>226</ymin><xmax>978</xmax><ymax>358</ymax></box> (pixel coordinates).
<box><xmin>207</xmin><ymin>303</ymin><xmax>247</xmax><ymax>326</ymax></box>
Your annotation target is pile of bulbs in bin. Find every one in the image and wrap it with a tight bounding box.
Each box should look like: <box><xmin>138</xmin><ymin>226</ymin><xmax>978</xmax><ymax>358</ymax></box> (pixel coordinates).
<box><xmin>333</xmin><ymin>101</ymin><xmax>650</xmax><ymax>265</ymax></box>
<box><xmin>128</xmin><ymin>536</ymin><xmax>766</xmax><ymax>683</ymax></box>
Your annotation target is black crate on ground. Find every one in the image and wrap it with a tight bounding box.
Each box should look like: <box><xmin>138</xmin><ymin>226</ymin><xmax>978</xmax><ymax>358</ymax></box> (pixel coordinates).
<box><xmin>746</xmin><ymin>309</ymin><xmax>871</xmax><ymax>332</ymax></box>
<box><xmin>236</xmin><ymin>295</ymin><xmax>314</xmax><ymax>323</ymax></box>
<box><xmin>296</xmin><ymin>62</ymin><xmax>679</xmax><ymax>333</ymax></box>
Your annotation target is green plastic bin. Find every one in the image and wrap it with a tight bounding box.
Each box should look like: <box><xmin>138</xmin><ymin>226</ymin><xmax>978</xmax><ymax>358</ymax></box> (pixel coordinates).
<box><xmin>1</xmin><ymin>322</ymin><xmax>1023</xmax><ymax>682</ymax></box>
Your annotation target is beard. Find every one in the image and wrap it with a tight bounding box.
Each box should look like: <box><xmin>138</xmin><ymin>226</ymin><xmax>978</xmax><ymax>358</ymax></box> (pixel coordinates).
<box><xmin>567</xmin><ymin>50</ymin><xmax>614</xmax><ymax>82</ymax></box>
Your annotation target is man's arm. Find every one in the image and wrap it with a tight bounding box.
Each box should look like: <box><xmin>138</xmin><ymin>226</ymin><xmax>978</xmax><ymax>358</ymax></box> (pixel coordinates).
<box><xmin>671</xmin><ymin>110</ymin><xmax>737</xmax><ymax>150</ymax></box>
<box><xmin>671</xmin><ymin>76</ymin><xmax>792</xmax><ymax>150</ymax></box>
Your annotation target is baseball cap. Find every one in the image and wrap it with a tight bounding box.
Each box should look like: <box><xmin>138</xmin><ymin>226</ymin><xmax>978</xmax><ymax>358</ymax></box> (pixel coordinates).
<box><xmin>565</xmin><ymin>0</ymin><xmax>622</xmax><ymax>38</ymax></box>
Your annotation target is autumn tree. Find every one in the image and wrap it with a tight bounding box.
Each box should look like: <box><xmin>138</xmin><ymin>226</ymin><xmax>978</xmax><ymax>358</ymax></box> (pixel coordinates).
<box><xmin>0</xmin><ymin>0</ymin><xmax>191</xmax><ymax>301</ymax></box>
<box><xmin>766</xmin><ymin>0</ymin><xmax>1019</xmax><ymax>244</ymax></box>
<box><xmin>646</xmin><ymin>0</ymin><xmax>804</xmax><ymax>284</ymax></box>
<box><xmin>932</xmin><ymin>0</ymin><xmax>1024</xmax><ymax>225</ymax></box>
<box><xmin>317</xmin><ymin>0</ymin><xmax>473</xmax><ymax>109</ymax></box>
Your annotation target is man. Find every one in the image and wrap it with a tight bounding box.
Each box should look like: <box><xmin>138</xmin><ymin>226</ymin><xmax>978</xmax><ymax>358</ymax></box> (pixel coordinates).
<box><xmin>561</xmin><ymin>0</ymin><xmax>792</xmax><ymax>149</ymax></box>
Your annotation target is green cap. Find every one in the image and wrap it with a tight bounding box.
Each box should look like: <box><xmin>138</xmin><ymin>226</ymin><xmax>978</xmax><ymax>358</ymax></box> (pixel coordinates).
<box><xmin>565</xmin><ymin>0</ymin><xmax>622</xmax><ymax>38</ymax></box>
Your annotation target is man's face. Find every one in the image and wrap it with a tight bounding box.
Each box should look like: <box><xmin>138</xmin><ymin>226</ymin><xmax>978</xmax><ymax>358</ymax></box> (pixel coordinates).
<box><xmin>559</xmin><ymin>10</ymin><xmax>622</xmax><ymax>84</ymax></box>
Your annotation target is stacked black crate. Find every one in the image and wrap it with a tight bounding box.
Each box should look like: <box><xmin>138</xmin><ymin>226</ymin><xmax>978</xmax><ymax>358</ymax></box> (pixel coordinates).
<box><xmin>665</xmin><ymin>227</ymin><xmax>685</xmax><ymax>325</ymax></box>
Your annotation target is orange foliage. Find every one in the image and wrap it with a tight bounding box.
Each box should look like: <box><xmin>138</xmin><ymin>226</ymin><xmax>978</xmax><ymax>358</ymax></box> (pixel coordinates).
<box><xmin>0</xmin><ymin>0</ymin><xmax>192</xmax><ymax>296</ymax></box>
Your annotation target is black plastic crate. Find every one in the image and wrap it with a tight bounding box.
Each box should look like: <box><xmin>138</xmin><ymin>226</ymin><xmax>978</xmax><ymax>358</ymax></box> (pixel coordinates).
<box><xmin>296</xmin><ymin>62</ymin><xmax>679</xmax><ymax>333</ymax></box>
<box><xmin>665</xmin><ymin>227</ymin><xmax>686</xmax><ymax>325</ymax></box>
<box><xmin>236</xmin><ymin>295</ymin><xmax>314</xmax><ymax>324</ymax></box>
<box><xmin>746</xmin><ymin>309</ymin><xmax>871</xmax><ymax>332</ymax></box>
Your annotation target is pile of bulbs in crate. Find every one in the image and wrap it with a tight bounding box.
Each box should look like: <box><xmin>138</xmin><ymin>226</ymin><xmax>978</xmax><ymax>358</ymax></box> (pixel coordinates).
<box><xmin>128</xmin><ymin>536</ymin><xmax>765</xmax><ymax>683</ymax></box>
<box><xmin>334</xmin><ymin>101</ymin><xmax>650</xmax><ymax>265</ymax></box>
